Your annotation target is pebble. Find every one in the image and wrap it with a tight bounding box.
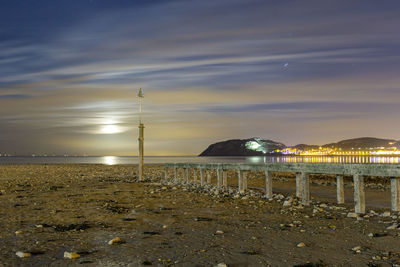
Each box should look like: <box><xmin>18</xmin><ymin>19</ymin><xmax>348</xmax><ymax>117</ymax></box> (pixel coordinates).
<box><xmin>386</xmin><ymin>223</ymin><xmax>400</xmax><ymax>230</ymax></box>
<box><xmin>352</xmin><ymin>246</ymin><xmax>361</xmax><ymax>253</ymax></box>
<box><xmin>214</xmin><ymin>263</ymin><xmax>228</xmax><ymax>267</ymax></box>
<box><xmin>215</xmin><ymin>230</ymin><xmax>224</xmax><ymax>235</ymax></box>
<box><xmin>297</xmin><ymin>242</ymin><xmax>306</xmax><ymax>247</ymax></box>
<box><xmin>162</xmin><ymin>225</ymin><xmax>168</xmax><ymax>229</ymax></box>
<box><xmin>347</xmin><ymin>212</ymin><xmax>359</xmax><ymax>218</ymax></box>
<box><xmin>282</xmin><ymin>200</ymin><xmax>292</xmax><ymax>207</ymax></box>
<box><xmin>64</xmin><ymin>251</ymin><xmax>80</xmax><ymax>259</ymax></box>
<box><xmin>16</xmin><ymin>251</ymin><xmax>31</xmax><ymax>258</ymax></box>
<box><xmin>15</xmin><ymin>230</ymin><xmax>23</xmax><ymax>235</ymax></box>
<box><xmin>108</xmin><ymin>237</ymin><xmax>122</xmax><ymax>245</ymax></box>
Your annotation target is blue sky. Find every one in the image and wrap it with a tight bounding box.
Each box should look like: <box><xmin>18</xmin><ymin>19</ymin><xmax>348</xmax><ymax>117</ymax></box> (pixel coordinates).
<box><xmin>1</xmin><ymin>0</ymin><xmax>400</xmax><ymax>155</ymax></box>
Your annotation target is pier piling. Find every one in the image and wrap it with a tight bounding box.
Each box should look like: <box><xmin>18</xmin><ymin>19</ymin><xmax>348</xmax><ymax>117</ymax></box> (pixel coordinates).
<box><xmin>336</xmin><ymin>175</ymin><xmax>344</xmax><ymax>204</ymax></box>
<box><xmin>222</xmin><ymin>170</ymin><xmax>227</xmax><ymax>187</ymax></box>
<box><xmin>353</xmin><ymin>174</ymin><xmax>365</xmax><ymax>214</ymax></box>
<box><xmin>265</xmin><ymin>170</ymin><xmax>272</xmax><ymax>199</ymax></box>
<box><xmin>200</xmin><ymin>168</ymin><xmax>205</xmax><ymax>186</ymax></box>
<box><xmin>301</xmin><ymin>172</ymin><xmax>310</xmax><ymax>206</ymax></box>
<box><xmin>296</xmin><ymin>172</ymin><xmax>302</xmax><ymax>198</ymax></box>
<box><xmin>391</xmin><ymin>177</ymin><xmax>400</xmax><ymax>212</ymax></box>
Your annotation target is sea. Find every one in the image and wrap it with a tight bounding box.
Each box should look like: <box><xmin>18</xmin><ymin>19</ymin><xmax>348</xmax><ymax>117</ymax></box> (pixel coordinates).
<box><xmin>0</xmin><ymin>155</ymin><xmax>399</xmax><ymax>165</ymax></box>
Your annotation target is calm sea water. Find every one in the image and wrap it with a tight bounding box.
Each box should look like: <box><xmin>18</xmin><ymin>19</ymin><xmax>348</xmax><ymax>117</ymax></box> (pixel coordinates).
<box><xmin>0</xmin><ymin>155</ymin><xmax>400</xmax><ymax>165</ymax></box>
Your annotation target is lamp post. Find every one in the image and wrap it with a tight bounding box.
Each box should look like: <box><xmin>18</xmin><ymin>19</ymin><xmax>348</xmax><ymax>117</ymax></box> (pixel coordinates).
<box><xmin>137</xmin><ymin>88</ymin><xmax>144</xmax><ymax>181</ymax></box>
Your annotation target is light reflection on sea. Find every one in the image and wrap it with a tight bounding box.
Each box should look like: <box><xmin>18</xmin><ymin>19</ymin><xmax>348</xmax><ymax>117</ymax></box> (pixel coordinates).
<box><xmin>0</xmin><ymin>155</ymin><xmax>400</xmax><ymax>165</ymax></box>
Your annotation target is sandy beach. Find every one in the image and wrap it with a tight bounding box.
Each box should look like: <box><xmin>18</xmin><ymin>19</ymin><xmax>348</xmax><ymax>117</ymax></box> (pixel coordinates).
<box><xmin>0</xmin><ymin>164</ymin><xmax>400</xmax><ymax>266</ymax></box>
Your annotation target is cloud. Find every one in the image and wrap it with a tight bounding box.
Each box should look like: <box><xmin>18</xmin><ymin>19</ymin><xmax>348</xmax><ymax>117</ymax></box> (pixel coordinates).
<box><xmin>1</xmin><ymin>0</ymin><xmax>400</xmax><ymax>155</ymax></box>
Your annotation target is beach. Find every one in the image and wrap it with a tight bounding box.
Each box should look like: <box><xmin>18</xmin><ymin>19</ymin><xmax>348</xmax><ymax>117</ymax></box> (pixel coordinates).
<box><xmin>0</xmin><ymin>164</ymin><xmax>400</xmax><ymax>266</ymax></box>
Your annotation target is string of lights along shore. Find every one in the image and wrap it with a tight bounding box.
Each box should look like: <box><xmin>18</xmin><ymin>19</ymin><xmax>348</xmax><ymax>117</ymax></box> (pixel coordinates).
<box><xmin>138</xmin><ymin>88</ymin><xmax>144</xmax><ymax>181</ymax></box>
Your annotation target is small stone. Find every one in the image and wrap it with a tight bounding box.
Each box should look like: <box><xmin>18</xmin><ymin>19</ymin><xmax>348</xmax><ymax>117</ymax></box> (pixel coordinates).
<box><xmin>347</xmin><ymin>212</ymin><xmax>358</xmax><ymax>218</ymax></box>
<box><xmin>351</xmin><ymin>246</ymin><xmax>361</xmax><ymax>253</ymax></box>
<box><xmin>320</xmin><ymin>203</ymin><xmax>328</xmax><ymax>208</ymax></box>
<box><xmin>297</xmin><ymin>242</ymin><xmax>306</xmax><ymax>247</ymax></box>
<box><xmin>15</xmin><ymin>230</ymin><xmax>23</xmax><ymax>235</ymax></box>
<box><xmin>64</xmin><ymin>252</ymin><xmax>80</xmax><ymax>259</ymax></box>
<box><xmin>382</xmin><ymin>211</ymin><xmax>391</xmax><ymax>217</ymax></box>
<box><xmin>215</xmin><ymin>230</ymin><xmax>224</xmax><ymax>235</ymax></box>
<box><xmin>283</xmin><ymin>200</ymin><xmax>292</xmax><ymax>207</ymax></box>
<box><xmin>162</xmin><ymin>225</ymin><xmax>168</xmax><ymax>229</ymax></box>
<box><xmin>108</xmin><ymin>237</ymin><xmax>122</xmax><ymax>245</ymax></box>
<box><xmin>386</xmin><ymin>223</ymin><xmax>400</xmax><ymax>230</ymax></box>
<box><xmin>214</xmin><ymin>263</ymin><xmax>227</xmax><ymax>267</ymax></box>
<box><xmin>368</xmin><ymin>233</ymin><xmax>374</xmax><ymax>237</ymax></box>
<box><xmin>300</xmin><ymin>229</ymin><xmax>306</xmax><ymax>233</ymax></box>
<box><xmin>16</xmin><ymin>251</ymin><xmax>31</xmax><ymax>258</ymax></box>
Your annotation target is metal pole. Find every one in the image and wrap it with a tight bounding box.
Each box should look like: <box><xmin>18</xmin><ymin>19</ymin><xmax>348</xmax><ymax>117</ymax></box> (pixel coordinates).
<box><xmin>138</xmin><ymin>88</ymin><xmax>144</xmax><ymax>181</ymax></box>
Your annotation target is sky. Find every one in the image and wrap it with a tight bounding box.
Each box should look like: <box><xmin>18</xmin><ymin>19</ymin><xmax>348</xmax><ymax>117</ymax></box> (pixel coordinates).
<box><xmin>1</xmin><ymin>0</ymin><xmax>400</xmax><ymax>156</ymax></box>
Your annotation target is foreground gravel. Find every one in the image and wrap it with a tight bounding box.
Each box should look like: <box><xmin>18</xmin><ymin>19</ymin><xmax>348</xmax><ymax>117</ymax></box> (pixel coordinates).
<box><xmin>0</xmin><ymin>164</ymin><xmax>400</xmax><ymax>266</ymax></box>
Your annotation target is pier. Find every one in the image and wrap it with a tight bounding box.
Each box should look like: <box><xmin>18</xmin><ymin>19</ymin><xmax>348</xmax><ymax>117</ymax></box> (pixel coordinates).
<box><xmin>164</xmin><ymin>163</ymin><xmax>400</xmax><ymax>214</ymax></box>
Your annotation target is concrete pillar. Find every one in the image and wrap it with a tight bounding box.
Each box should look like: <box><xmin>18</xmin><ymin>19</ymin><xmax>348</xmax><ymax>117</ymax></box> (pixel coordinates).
<box><xmin>336</xmin><ymin>175</ymin><xmax>344</xmax><ymax>204</ymax></box>
<box><xmin>296</xmin><ymin>172</ymin><xmax>302</xmax><ymax>198</ymax></box>
<box><xmin>199</xmin><ymin>169</ymin><xmax>204</xmax><ymax>186</ymax></box>
<box><xmin>301</xmin><ymin>172</ymin><xmax>310</xmax><ymax>206</ymax></box>
<box><xmin>238</xmin><ymin>170</ymin><xmax>242</xmax><ymax>193</ymax></box>
<box><xmin>193</xmin><ymin>169</ymin><xmax>197</xmax><ymax>183</ymax></box>
<box><xmin>207</xmin><ymin>170</ymin><xmax>211</xmax><ymax>184</ymax></box>
<box><xmin>265</xmin><ymin>170</ymin><xmax>272</xmax><ymax>199</ymax></box>
<box><xmin>164</xmin><ymin>167</ymin><xmax>168</xmax><ymax>180</ymax></box>
<box><xmin>185</xmin><ymin>168</ymin><xmax>189</xmax><ymax>184</ymax></box>
<box><xmin>173</xmin><ymin>166</ymin><xmax>177</xmax><ymax>182</ymax></box>
<box><xmin>353</xmin><ymin>174</ymin><xmax>365</xmax><ymax>214</ymax></box>
<box><xmin>243</xmin><ymin>171</ymin><xmax>247</xmax><ymax>191</ymax></box>
<box><xmin>217</xmin><ymin>168</ymin><xmax>222</xmax><ymax>188</ymax></box>
<box><xmin>238</xmin><ymin>170</ymin><xmax>247</xmax><ymax>193</ymax></box>
<box><xmin>222</xmin><ymin>170</ymin><xmax>227</xmax><ymax>187</ymax></box>
<box><xmin>390</xmin><ymin>177</ymin><xmax>400</xmax><ymax>212</ymax></box>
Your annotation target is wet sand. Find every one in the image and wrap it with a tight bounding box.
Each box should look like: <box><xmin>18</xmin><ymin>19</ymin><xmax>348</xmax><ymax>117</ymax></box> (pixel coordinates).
<box><xmin>0</xmin><ymin>164</ymin><xmax>400</xmax><ymax>266</ymax></box>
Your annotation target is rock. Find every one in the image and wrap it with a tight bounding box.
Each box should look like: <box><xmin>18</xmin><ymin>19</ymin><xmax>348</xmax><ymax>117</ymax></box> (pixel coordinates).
<box><xmin>320</xmin><ymin>203</ymin><xmax>328</xmax><ymax>208</ymax></box>
<box><xmin>351</xmin><ymin>246</ymin><xmax>361</xmax><ymax>253</ymax></box>
<box><xmin>214</xmin><ymin>263</ymin><xmax>228</xmax><ymax>267</ymax></box>
<box><xmin>15</xmin><ymin>230</ymin><xmax>23</xmax><ymax>235</ymax></box>
<box><xmin>283</xmin><ymin>200</ymin><xmax>292</xmax><ymax>207</ymax></box>
<box><xmin>347</xmin><ymin>212</ymin><xmax>359</xmax><ymax>218</ymax></box>
<box><xmin>64</xmin><ymin>251</ymin><xmax>80</xmax><ymax>259</ymax></box>
<box><xmin>162</xmin><ymin>225</ymin><xmax>168</xmax><ymax>229</ymax></box>
<box><xmin>382</xmin><ymin>211</ymin><xmax>391</xmax><ymax>217</ymax></box>
<box><xmin>297</xmin><ymin>242</ymin><xmax>306</xmax><ymax>247</ymax></box>
<box><xmin>215</xmin><ymin>230</ymin><xmax>224</xmax><ymax>235</ymax></box>
<box><xmin>108</xmin><ymin>237</ymin><xmax>122</xmax><ymax>245</ymax></box>
<box><xmin>386</xmin><ymin>223</ymin><xmax>400</xmax><ymax>230</ymax></box>
<box><xmin>16</xmin><ymin>251</ymin><xmax>31</xmax><ymax>258</ymax></box>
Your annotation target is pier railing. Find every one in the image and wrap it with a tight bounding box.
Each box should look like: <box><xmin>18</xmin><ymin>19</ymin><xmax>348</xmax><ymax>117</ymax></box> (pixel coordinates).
<box><xmin>164</xmin><ymin>163</ymin><xmax>400</xmax><ymax>214</ymax></box>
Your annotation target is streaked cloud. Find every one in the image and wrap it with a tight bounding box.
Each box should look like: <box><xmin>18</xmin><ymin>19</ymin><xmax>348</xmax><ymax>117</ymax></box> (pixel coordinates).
<box><xmin>1</xmin><ymin>0</ymin><xmax>400</xmax><ymax>155</ymax></box>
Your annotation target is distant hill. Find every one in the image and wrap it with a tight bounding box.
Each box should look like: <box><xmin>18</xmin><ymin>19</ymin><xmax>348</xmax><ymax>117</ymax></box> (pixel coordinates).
<box><xmin>199</xmin><ymin>138</ymin><xmax>286</xmax><ymax>156</ymax></box>
<box><xmin>199</xmin><ymin>137</ymin><xmax>400</xmax><ymax>156</ymax></box>
<box><xmin>322</xmin><ymin>137</ymin><xmax>400</xmax><ymax>150</ymax></box>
